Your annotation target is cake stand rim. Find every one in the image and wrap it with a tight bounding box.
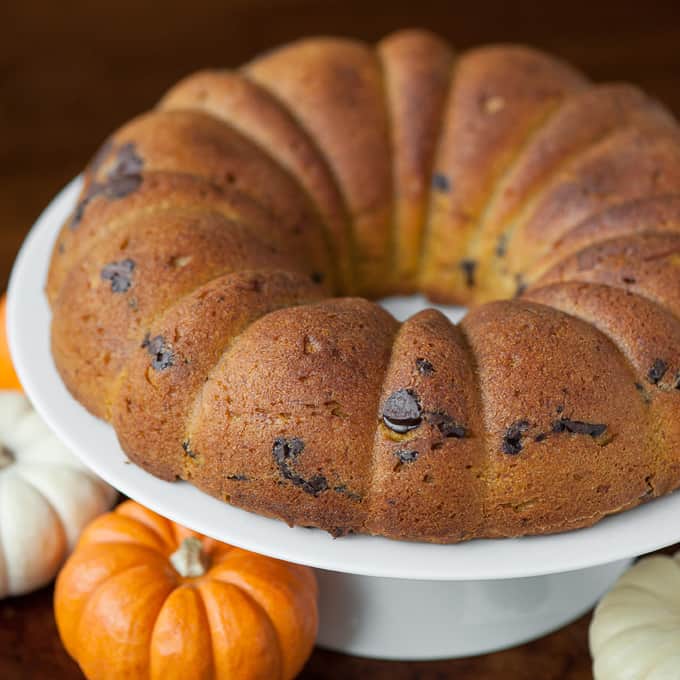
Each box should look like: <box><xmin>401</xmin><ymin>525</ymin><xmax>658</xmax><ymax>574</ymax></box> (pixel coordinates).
<box><xmin>8</xmin><ymin>175</ymin><xmax>680</xmax><ymax>581</ymax></box>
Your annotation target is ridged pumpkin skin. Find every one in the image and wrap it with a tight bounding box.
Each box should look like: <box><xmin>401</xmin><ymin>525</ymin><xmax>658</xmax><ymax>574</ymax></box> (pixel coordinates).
<box><xmin>54</xmin><ymin>501</ymin><xmax>318</xmax><ymax>680</ymax></box>
<box><xmin>0</xmin><ymin>295</ymin><xmax>21</xmax><ymax>390</ymax></box>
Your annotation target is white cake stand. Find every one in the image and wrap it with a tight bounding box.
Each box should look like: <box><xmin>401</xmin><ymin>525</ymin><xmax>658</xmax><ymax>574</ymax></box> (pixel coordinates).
<box><xmin>8</xmin><ymin>178</ymin><xmax>680</xmax><ymax>660</ymax></box>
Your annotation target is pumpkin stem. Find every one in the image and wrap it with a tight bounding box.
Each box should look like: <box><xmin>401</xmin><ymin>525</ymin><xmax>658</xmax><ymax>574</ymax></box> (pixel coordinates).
<box><xmin>0</xmin><ymin>445</ymin><xmax>14</xmax><ymax>470</ymax></box>
<box><xmin>170</xmin><ymin>536</ymin><xmax>209</xmax><ymax>578</ymax></box>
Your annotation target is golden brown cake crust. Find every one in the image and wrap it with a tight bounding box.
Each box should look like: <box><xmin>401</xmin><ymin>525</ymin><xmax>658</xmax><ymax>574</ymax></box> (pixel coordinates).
<box><xmin>159</xmin><ymin>71</ymin><xmax>355</xmax><ymax>292</ymax></box>
<box><xmin>473</xmin><ymin>84</ymin><xmax>675</xmax><ymax>301</ymax></box>
<box><xmin>245</xmin><ymin>38</ymin><xmax>393</xmax><ymax>296</ymax></box>
<box><xmin>526</xmin><ymin>195</ymin><xmax>680</xmax><ymax>282</ymax></box>
<box><xmin>188</xmin><ymin>298</ymin><xmax>398</xmax><ymax>534</ymax></box>
<box><xmin>462</xmin><ymin>300</ymin><xmax>654</xmax><ymax>536</ymax></box>
<box><xmin>364</xmin><ymin>309</ymin><xmax>486</xmax><ymax>542</ymax></box>
<box><xmin>378</xmin><ymin>30</ymin><xmax>454</xmax><ymax>292</ymax></box>
<box><xmin>420</xmin><ymin>45</ymin><xmax>588</xmax><ymax>303</ymax></box>
<box><xmin>111</xmin><ymin>270</ymin><xmax>325</xmax><ymax>483</ymax></box>
<box><xmin>47</xmin><ymin>171</ymin><xmax>316</xmax><ymax>306</ymax></box>
<box><xmin>47</xmin><ymin>30</ymin><xmax>680</xmax><ymax>542</ymax></box>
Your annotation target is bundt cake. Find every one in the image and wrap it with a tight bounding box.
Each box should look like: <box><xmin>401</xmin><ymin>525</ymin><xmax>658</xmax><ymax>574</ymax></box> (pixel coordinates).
<box><xmin>46</xmin><ymin>29</ymin><xmax>680</xmax><ymax>542</ymax></box>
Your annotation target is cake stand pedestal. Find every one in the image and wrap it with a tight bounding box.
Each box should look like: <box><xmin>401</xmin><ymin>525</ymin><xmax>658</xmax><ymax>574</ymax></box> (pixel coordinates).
<box><xmin>8</xmin><ymin>178</ymin><xmax>680</xmax><ymax>660</ymax></box>
<box><xmin>314</xmin><ymin>561</ymin><xmax>630</xmax><ymax>659</ymax></box>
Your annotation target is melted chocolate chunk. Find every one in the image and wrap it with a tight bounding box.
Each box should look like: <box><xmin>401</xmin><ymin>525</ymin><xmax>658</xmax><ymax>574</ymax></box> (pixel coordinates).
<box><xmin>104</xmin><ymin>173</ymin><xmax>142</xmax><ymax>199</ymax></box>
<box><xmin>395</xmin><ymin>449</ymin><xmax>419</xmax><ymax>464</ymax></box>
<box><xmin>142</xmin><ymin>334</ymin><xmax>174</xmax><ymax>371</ymax></box>
<box><xmin>460</xmin><ymin>259</ymin><xmax>477</xmax><ymax>288</ymax></box>
<box><xmin>634</xmin><ymin>382</ymin><xmax>651</xmax><ymax>404</ymax></box>
<box><xmin>502</xmin><ymin>420</ymin><xmax>530</xmax><ymax>455</ymax></box>
<box><xmin>415</xmin><ymin>358</ymin><xmax>434</xmax><ymax>375</ymax></box>
<box><xmin>69</xmin><ymin>181</ymin><xmax>105</xmax><ymax>229</ymax></box>
<box><xmin>432</xmin><ymin>173</ymin><xmax>451</xmax><ymax>192</ymax></box>
<box><xmin>101</xmin><ymin>258</ymin><xmax>135</xmax><ymax>293</ymax></box>
<box><xmin>110</xmin><ymin>142</ymin><xmax>144</xmax><ymax>179</ymax></box>
<box><xmin>303</xmin><ymin>475</ymin><xmax>330</xmax><ymax>494</ymax></box>
<box><xmin>333</xmin><ymin>485</ymin><xmax>362</xmax><ymax>501</ymax></box>
<box><xmin>647</xmin><ymin>358</ymin><xmax>668</xmax><ymax>385</ymax></box>
<box><xmin>514</xmin><ymin>274</ymin><xmax>527</xmax><ymax>298</ymax></box>
<box><xmin>552</xmin><ymin>418</ymin><xmax>607</xmax><ymax>437</ymax></box>
<box><xmin>496</xmin><ymin>234</ymin><xmax>508</xmax><ymax>258</ymax></box>
<box><xmin>70</xmin><ymin>200</ymin><xmax>89</xmax><ymax>229</ymax></box>
<box><xmin>382</xmin><ymin>389</ymin><xmax>422</xmax><ymax>433</ymax></box>
<box><xmin>272</xmin><ymin>437</ymin><xmax>328</xmax><ymax>496</ymax></box>
<box><xmin>71</xmin><ymin>143</ymin><xmax>144</xmax><ymax>227</ymax></box>
<box><xmin>427</xmin><ymin>412</ymin><xmax>467</xmax><ymax>438</ymax></box>
<box><xmin>182</xmin><ymin>440</ymin><xmax>197</xmax><ymax>459</ymax></box>
<box><xmin>273</xmin><ymin>436</ymin><xmax>305</xmax><ymax>463</ymax></box>
<box><xmin>329</xmin><ymin>527</ymin><xmax>351</xmax><ymax>538</ymax></box>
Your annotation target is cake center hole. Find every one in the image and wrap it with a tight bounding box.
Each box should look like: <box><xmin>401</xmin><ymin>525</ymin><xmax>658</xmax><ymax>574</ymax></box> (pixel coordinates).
<box><xmin>379</xmin><ymin>294</ymin><xmax>467</xmax><ymax>324</ymax></box>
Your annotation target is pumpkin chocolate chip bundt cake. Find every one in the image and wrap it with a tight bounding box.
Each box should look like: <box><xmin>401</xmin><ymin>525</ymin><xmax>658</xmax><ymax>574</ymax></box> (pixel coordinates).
<box><xmin>47</xmin><ymin>29</ymin><xmax>680</xmax><ymax>542</ymax></box>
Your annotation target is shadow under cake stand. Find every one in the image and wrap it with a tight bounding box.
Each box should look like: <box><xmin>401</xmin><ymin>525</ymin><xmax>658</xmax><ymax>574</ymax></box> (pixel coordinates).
<box><xmin>9</xmin><ymin>178</ymin><xmax>680</xmax><ymax>659</ymax></box>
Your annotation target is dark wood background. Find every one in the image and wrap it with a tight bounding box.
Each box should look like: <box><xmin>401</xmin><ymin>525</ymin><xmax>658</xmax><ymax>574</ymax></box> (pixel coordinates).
<box><xmin>2</xmin><ymin>0</ymin><xmax>680</xmax><ymax>677</ymax></box>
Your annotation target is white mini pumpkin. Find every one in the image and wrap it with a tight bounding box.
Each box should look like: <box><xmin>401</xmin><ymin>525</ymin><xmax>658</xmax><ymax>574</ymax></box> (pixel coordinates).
<box><xmin>590</xmin><ymin>552</ymin><xmax>680</xmax><ymax>679</ymax></box>
<box><xmin>0</xmin><ymin>390</ymin><xmax>117</xmax><ymax>597</ymax></box>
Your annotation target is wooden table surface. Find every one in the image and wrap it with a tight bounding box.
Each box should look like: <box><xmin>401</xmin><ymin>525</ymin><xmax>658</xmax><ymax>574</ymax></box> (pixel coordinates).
<box><xmin>2</xmin><ymin>1</ymin><xmax>680</xmax><ymax>677</ymax></box>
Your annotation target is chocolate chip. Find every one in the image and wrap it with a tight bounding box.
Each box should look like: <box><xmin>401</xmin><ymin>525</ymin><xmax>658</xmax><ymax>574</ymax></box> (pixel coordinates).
<box><xmin>272</xmin><ymin>437</ymin><xmax>328</xmax><ymax>496</ymax></box>
<box><xmin>415</xmin><ymin>358</ymin><xmax>434</xmax><ymax>375</ymax></box>
<box><xmin>310</xmin><ymin>271</ymin><xmax>325</xmax><ymax>284</ymax></box>
<box><xmin>329</xmin><ymin>527</ymin><xmax>351</xmax><ymax>538</ymax></box>
<box><xmin>333</xmin><ymin>485</ymin><xmax>362</xmax><ymax>501</ymax></box>
<box><xmin>622</xmin><ymin>275</ymin><xmax>637</xmax><ymax>284</ymax></box>
<box><xmin>427</xmin><ymin>412</ymin><xmax>467</xmax><ymax>438</ymax></box>
<box><xmin>101</xmin><ymin>258</ymin><xmax>135</xmax><ymax>293</ymax></box>
<box><xmin>303</xmin><ymin>475</ymin><xmax>329</xmax><ymax>495</ymax></box>
<box><xmin>502</xmin><ymin>420</ymin><xmax>530</xmax><ymax>455</ymax></box>
<box><xmin>460</xmin><ymin>259</ymin><xmax>477</xmax><ymax>288</ymax></box>
<box><xmin>273</xmin><ymin>436</ymin><xmax>305</xmax><ymax>463</ymax></box>
<box><xmin>675</xmin><ymin>373</ymin><xmax>680</xmax><ymax>390</ymax></box>
<box><xmin>70</xmin><ymin>201</ymin><xmax>88</xmax><ymax>229</ymax></box>
<box><xmin>552</xmin><ymin>418</ymin><xmax>607</xmax><ymax>437</ymax></box>
<box><xmin>647</xmin><ymin>359</ymin><xmax>668</xmax><ymax>385</ymax></box>
<box><xmin>69</xmin><ymin>181</ymin><xmax>105</xmax><ymax>229</ymax></box>
<box><xmin>226</xmin><ymin>474</ymin><xmax>249</xmax><ymax>481</ymax></box>
<box><xmin>73</xmin><ymin>142</ymin><xmax>143</xmax><ymax>223</ymax></box>
<box><xmin>142</xmin><ymin>334</ymin><xmax>174</xmax><ymax>370</ymax></box>
<box><xmin>104</xmin><ymin>173</ymin><xmax>142</xmax><ymax>199</ymax></box>
<box><xmin>109</xmin><ymin>142</ymin><xmax>144</xmax><ymax>179</ymax></box>
<box><xmin>182</xmin><ymin>440</ymin><xmax>197</xmax><ymax>459</ymax></box>
<box><xmin>273</xmin><ymin>437</ymin><xmax>305</xmax><ymax>464</ymax></box>
<box><xmin>382</xmin><ymin>389</ymin><xmax>422</xmax><ymax>433</ymax></box>
<box><xmin>395</xmin><ymin>449</ymin><xmax>419</xmax><ymax>464</ymax></box>
<box><xmin>432</xmin><ymin>173</ymin><xmax>451</xmax><ymax>192</ymax></box>
<box><xmin>496</xmin><ymin>234</ymin><xmax>508</xmax><ymax>258</ymax></box>
<box><xmin>534</xmin><ymin>433</ymin><xmax>547</xmax><ymax>442</ymax></box>
<box><xmin>556</xmin><ymin>405</ymin><xmax>564</xmax><ymax>414</ymax></box>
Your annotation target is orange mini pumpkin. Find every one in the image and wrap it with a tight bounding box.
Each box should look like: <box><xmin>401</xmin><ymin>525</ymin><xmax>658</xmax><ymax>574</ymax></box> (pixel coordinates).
<box><xmin>55</xmin><ymin>500</ymin><xmax>318</xmax><ymax>680</ymax></box>
<box><xmin>0</xmin><ymin>294</ymin><xmax>21</xmax><ymax>390</ymax></box>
